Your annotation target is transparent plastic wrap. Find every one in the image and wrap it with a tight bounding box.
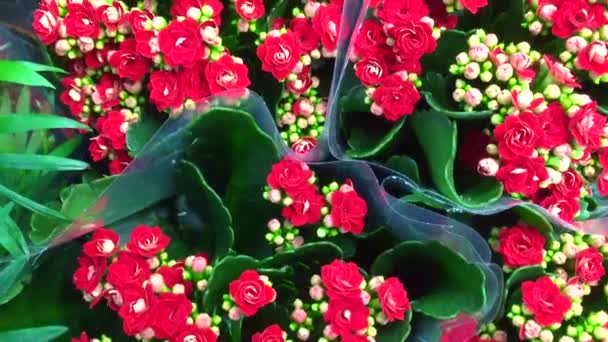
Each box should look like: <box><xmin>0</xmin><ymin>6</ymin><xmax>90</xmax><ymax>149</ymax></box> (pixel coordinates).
<box><xmin>0</xmin><ymin>91</ymin><xmax>501</xmax><ymax>340</ymax></box>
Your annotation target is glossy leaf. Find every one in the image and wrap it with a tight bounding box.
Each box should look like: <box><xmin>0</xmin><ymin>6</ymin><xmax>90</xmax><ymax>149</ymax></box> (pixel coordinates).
<box><xmin>0</xmin><ymin>183</ymin><xmax>69</xmax><ymax>221</ymax></box>
<box><xmin>0</xmin><ymin>326</ymin><xmax>68</xmax><ymax>342</ymax></box>
<box><xmin>506</xmin><ymin>265</ymin><xmax>546</xmax><ymax>292</ymax></box>
<box><xmin>126</xmin><ymin>113</ymin><xmax>164</xmax><ymax>155</ymax></box>
<box><xmin>512</xmin><ymin>205</ymin><xmax>554</xmax><ymax>235</ymax></box>
<box><xmin>0</xmin><ymin>153</ymin><xmax>89</xmax><ymax>171</ymax></box>
<box><xmin>0</xmin><ymin>114</ymin><xmax>90</xmax><ymax>134</ymax></box>
<box><xmin>376</xmin><ymin>310</ymin><xmax>412</xmax><ymax>342</ymax></box>
<box><xmin>421</xmin><ymin>30</ymin><xmax>468</xmax><ymax>73</ymax></box>
<box><xmin>0</xmin><ymin>60</ymin><xmax>55</xmax><ymax>88</ymax></box>
<box><xmin>422</xmin><ymin>73</ymin><xmax>493</xmax><ymax>119</ymax></box>
<box><xmin>0</xmin><ymin>204</ymin><xmax>28</xmax><ymax>257</ymax></box>
<box><xmin>203</xmin><ymin>255</ymin><xmax>259</xmax><ymax>313</ymax></box>
<box><xmin>385</xmin><ymin>155</ymin><xmax>421</xmax><ymax>184</ymax></box>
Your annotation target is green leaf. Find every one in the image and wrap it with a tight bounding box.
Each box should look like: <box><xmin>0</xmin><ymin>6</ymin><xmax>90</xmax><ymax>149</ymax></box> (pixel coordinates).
<box><xmin>371</xmin><ymin>241</ymin><xmax>486</xmax><ymax>319</ymax></box>
<box><xmin>385</xmin><ymin>156</ymin><xmax>421</xmax><ymax>184</ymax></box>
<box><xmin>376</xmin><ymin>310</ymin><xmax>412</xmax><ymax>342</ymax></box>
<box><xmin>185</xmin><ymin>107</ymin><xmax>280</xmax><ymax>258</ymax></box>
<box><xmin>203</xmin><ymin>255</ymin><xmax>259</xmax><ymax>313</ymax></box>
<box><xmin>126</xmin><ymin>114</ymin><xmax>164</xmax><ymax>155</ymax></box>
<box><xmin>175</xmin><ymin>160</ymin><xmax>234</xmax><ymax>262</ymax></box>
<box><xmin>410</xmin><ymin>110</ymin><xmax>503</xmax><ymax>208</ymax></box>
<box><xmin>0</xmin><ymin>326</ymin><xmax>68</xmax><ymax>342</ymax></box>
<box><xmin>0</xmin><ymin>60</ymin><xmax>55</xmax><ymax>88</ymax></box>
<box><xmin>0</xmin><ymin>204</ymin><xmax>28</xmax><ymax>257</ymax></box>
<box><xmin>16</xmin><ymin>61</ymin><xmax>67</xmax><ymax>74</ymax></box>
<box><xmin>512</xmin><ymin>205</ymin><xmax>554</xmax><ymax>235</ymax></box>
<box><xmin>0</xmin><ymin>114</ymin><xmax>90</xmax><ymax>134</ymax></box>
<box><xmin>421</xmin><ymin>30</ymin><xmax>468</xmax><ymax>73</ymax></box>
<box><xmin>0</xmin><ymin>258</ymin><xmax>28</xmax><ymax>302</ymax></box>
<box><xmin>506</xmin><ymin>265</ymin><xmax>546</xmax><ymax>292</ymax></box>
<box><xmin>49</xmin><ymin>136</ymin><xmax>83</xmax><ymax>158</ymax></box>
<box><xmin>0</xmin><ymin>183</ymin><xmax>69</xmax><ymax>221</ymax></box>
<box><xmin>0</xmin><ymin>153</ymin><xmax>89</xmax><ymax>171</ymax></box>
<box><xmin>422</xmin><ymin>73</ymin><xmax>493</xmax><ymax>119</ymax></box>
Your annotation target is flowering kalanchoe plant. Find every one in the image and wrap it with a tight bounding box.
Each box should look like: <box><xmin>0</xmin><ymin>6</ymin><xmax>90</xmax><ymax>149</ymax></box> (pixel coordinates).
<box><xmin>222</xmin><ymin>269</ymin><xmax>277</xmax><ymax>319</ymax></box>
<box><xmin>263</xmin><ymin>157</ymin><xmax>368</xmax><ymax>251</ymax></box>
<box><xmin>73</xmin><ymin>225</ymin><xmax>222</xmax><ymax>341</ymax></box>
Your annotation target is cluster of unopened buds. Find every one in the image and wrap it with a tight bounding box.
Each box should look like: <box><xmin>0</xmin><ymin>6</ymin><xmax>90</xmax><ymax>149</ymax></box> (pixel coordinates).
<box><xmin>33</xmin><ymin>0</ymin><xmax>251</xmax><ymax>173</ymax></box>
<box><xmin>287</xmin><ymin>260</ymin><xmax>410</xmax><ymax>341</ymax></box>
<box><xmin>73</xmin><ymin>225</ymin><xmax>222</xmax><ymax>341</ymax></box>
<box><xmin>263</xmin><ymin>157</ymin><xmax>368</xmax><ymax>251</ymax></box>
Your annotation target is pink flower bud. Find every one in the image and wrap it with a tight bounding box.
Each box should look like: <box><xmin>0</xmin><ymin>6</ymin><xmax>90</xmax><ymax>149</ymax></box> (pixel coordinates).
<box><xmin>477</xmin><ymin>158</ymin><xmax>499</xmax><ymax>176</ymax></box>
<box><xmin>304</xmin><ymin>1</ymin><xmax>320</xmax><ymax>17</ymax></box>
<box><xmin>192</xmin><ymin>256</ymin><xmax>208</xmax><ymax>273</ymax></box>
<box><xmin>361</xmin><ymin>290</ymin><xmax>371</xmax><ymax>305</ymax></box>
<box><xmin>493</xmin><ymin>331</ymin><xmax>507</xmax><ymax>342</ymax></box>
<box><xmin>565</xmin><ymin>283</ymin><xmax>585</xmax><ymax>299</ymax></box>
<box><xmin>133</xmin><ymin>298</ymin><xmax>148</xmax><ymax>313</ymax></box>
<box><xmin>510</xmin><ymin>52</ymin><xmax>531</xmax><ymax>71</ymax></box>
<box><xmin>267</xmin><ymin>218</ymin><xmax>281</xmax><ymax>232</ymax></box>
<box><xmin>524</xmin><ymin>320</ymin><xmax>542</xmax><ymax>339</ymax></box>
<box><xmin>237</xmin><ymin>19</ymin><xmax>249</xmax><ymax>32</ymax></box>
<box><xmin>149</xmin><ymin>273</ymin><xmax>165</xmax><ymax>292</ymax></box>
<box><xmin>464</xmin><ymin>88</ymin><xmax>483</xmax><ymax>107</ymax></box>
<box><xmin>485</xmin><ymin>84</ymin><xmax>501</xmax><ymax>98</ymax></box>
<box><xmin>282</xmin><ymin>113</ymin><xmax>296</xmax><ymax>125</ymax></box>
<box><xmin>228</xmin><ymin>307</ymin><xmax>242</xmax><ymax>320</ymax></box>
<box><xmin>529</xmin><ymin>21</ymin><xmax>543</xmax><ymax>35</ymax></box>
<box><xmin>553</xmin><ymin>144</ymin><xmax>572</xmax><ymax>157</ymax></box>
<box><xmin>147</xmin><ymin>256</ymin><xmax>160</xmax><ymax>269</ymax></box>
<box><xmin>554</xmin><ymin>267</ymin><xmax>568</xmax><ymax>281</ymax></box>
<box><xmin>315</xmin><ymin>101</ymin><xmax>327</xmax><ymax>115</ymax></box>
<box><xmin>172</xmin><ymin>284</ymin><xmax>186</xmax><ymax>294</ymax></box>
<box><xmin>496</xmin><ymin>63</ymin><xmax>514</xmax><ymax>81</ymax></box>
<box><xmin>78</xmin><ymin>37</ymin><xmax>95</xmax><ymax>53</ymax></box>
<box><xmin>269</xmin><ymin>189</ymin><xmax>282</xmax><ymax>203</ymax></box>
<box><xmin>485</xmin><ymin>34</ymin><xmax>498</xmax><ymax>48</ymax></box>
<box><xmin>309</xmin><ymin>285</ymin><xmax>324</xmax><ymax>300</ymax></box>
<box><xmin>464</xmin><ymin>62</ymin><xmax>481</xmax><ymax>79</ymax></box>
<box><xmin>588</xmin><ymin>42</ymin><xmax>608</xmax><ymax>64</ymax></box>
<box><xmin>297</xmin><ymin>327</ymin><xmax>310</xmax><ymax>341</ymax></box>
<box><xmin>539</xmin><ymin>330</ymin><xmax>553</xmax><ymax>342</ymax></box>
<box><xmin>563</xmin><ymin>243</ymin><xmax>578</xmax><ymax>258</ymax></box>
<box><xmin>453</xmin><ymin>88</ymin><xmax>466</xmax><ymax>102</ymax></box>
<box><xmin>140</xmin><ymin>327</ymin><xmax>155</xmax><ymax>340</ymax></box>
<box><xmin>369</xmin><ymin>276</ymin><xmax>384</xmax><ymax>290</ymax></box>
<box><xmin>187</xmin><ymin>7</ymin><xmax>201</xmax><ymax>20</ymax></box>
<box><xmin>590</xmin><ymin>235</ymin><xmax>606</xmax><ymax>248</ymax></box>
<box><xmin>295</xmin><ymin>98</ymin><xmax>314</xmax><ymax>117</ymax></box>
<box><xmin>566</xmin><ymin>36</ymin><xmax>587</xmax><ymax>53</ymax></box>
<box><xmin>538</xmin><ymin>4</ymin><xmax>557</xmax><ymax>21</ymax></box>
<box><xmin>323</xmin><ymin>325</ymin><xmax>339</xmax><ymax>339</ymax></box>
<box><xmin>469</xmin><ymin>44</ymin><xmax>490</xmax><ymax>62</ymax></box>
<box><xmin>323</xmin><ymin>215</ymin><xmax>333</xmax><ymax>227</ymax></box>
<box><xmin>196</xmin><ymin>313</ymin><xmax>212</xmax><ymax>329</ymax></box>
<box><xmin>197</xmin><ymin>279</ymin><xmax>208</xmax><ymax>291</ymax></box>
<box><xmin>310</xmin><ymin>274</ymin><xmax>321</xmax><ymax>285</ymax></box>
<box><xmin>54</xmin><ymin>39</ymin><xmax>70</xmax><ymax>56</ymax></box>
<box><xmin>371</xmin><ymin>102</ymin><xmax>384</xmax><ymax>116</ymax></box>
<box><xmin>292</xmin><ymin>308</ymin><xmax>308</xmax><ymax>323</ymax></box>
<box><xmin>293</xmin><ymin>236</ymin><xmax>304</xmax><ymax>248</ymax></box>
<box><xmin>514</xmin><ymin>89</ymin><xmax>534</xmax><ymax>109</ymax></box>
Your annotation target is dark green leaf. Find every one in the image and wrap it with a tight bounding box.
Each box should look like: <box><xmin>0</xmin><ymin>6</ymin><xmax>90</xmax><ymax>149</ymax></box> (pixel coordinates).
<box><xmin>371</xmin><ymin>241</ymin><xmax>486</xmax><ymax>319</ymax></box>
<box><xmin>376</xmin><ymin>309</ymin><xmax>412</xmax><ymax>342</ymax></box>
<box><xmin>0</xmin><ymin>204</ymin><xmax>28</xmax><ymax>257</ymax></box>
<box><xmin>421</xmin><ymin>30</ymin><xmax>468</xmax><ymax>73</ymax></box>
<box><xmin>16</xmin><ymin>61</ymin><xmax>66</xmax><ymax>74</ymax></box>
<box><xmin>49</xmin><ymin>136</ymin><xmax>83</xmax><ymax>158</ymax></box>
<box><xmin>0</xmin><ymin>258</ymin><xmax>28</xmax><ymax>302</ymax></box>
<box><xmin>0</xmin><ymin>326</ymin><xmax>68</xmax><ymax>342</ymax></box>
<box><xmin>0</xmin><ymin>114</ymin><xmax>90</xmax><ymax>134</ymax></box>
<box><xmin>0</xmin><ymin>153</ymin><xmax>89</xmax><ymax>171</ymax></box>
<box><xmin>422</xmin><ymin>73</ymin><xmax>493</xmax><ymax>119</ymax></box>
<box><xmin>512</xmin><ymin>205</ymin><xmax>554</xmax><ymax>235</ymax></box>
<box><xmin>0</xmin><ymin>61</ymin><xmax>55</xmax><ymax>88</ymax></box>
<box><xmin>506</xmin><ymin>265</ymin><xmax>545</xmax><ymax>292</ymax></box>
<box><xmin>385</xmin><ymin>156</ymin><xmax>421</xmax><ymax>184</ymax></box>
<box><xmin>0</xmin><ymin>183</ymin><xmax>69</xmax><ymax>221</ymax></box>
<box><xmin>126</xmin><ymin>114</ymin><xmax>164</xmax><ymax>155</ymax></box>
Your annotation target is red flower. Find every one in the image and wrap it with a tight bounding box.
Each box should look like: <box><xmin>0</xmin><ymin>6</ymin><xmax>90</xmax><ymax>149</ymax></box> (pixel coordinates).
<box><xmin>522</xmin><ymin>276</ymin><xmax>571</xmax><ymax>326</ymax></box>
<box><xmin>355</xmin><ymin>57</ymin><xmax>388</xmax><ymax>86</ymax></box>
<box><xmin>148</xmin><ymin>70</ymin><xmax>184</xmax><ymax>111</ymax></box>
<box><xmin>83</xmin><ymin>228</ymin><xmax>120</xmax><ymax>258</ymax></box>
<box><xmin>99</xmin><ymin>110</ymin><xmax>127</xmax><ymax>150</ymax></box>
<box><xmin>170</xmin><ymin>0</ymin><xmax>224</xmax><ymax>25</ymax></box>
<box><xmin>72</xmin><ymin>332</ymin><xmax>91</xmax><ymax>342</ymax></box>
<box><xmin>497</xmin><ymin>224</ymin><xmax>546</xmax><ymax>268</ymax></box>
<box><xmin>554</xmin><ymin>169</ymin><xmax>583</xmax><ymax>198</ymax></box>
<box><xmin>460</xmin><ymin>0</ymin><xmax>488</xmax><ymax>14</ymax></box>
<box><xmin>204</xmin><ymin>54</ymin><xmax>251</xmax><ymax>94</ymax></box>
<box><xmin>321</xmin><ymin>260</ymin><xmax>364</xmax><ymax>300</ymax></box>
<box><xmin>64</xmin><ymin>0</ymin><xmax>100</xmax><ymax>39</ymax></box>
<box><xmin>324</xmin><ymin>298</ymin><xmax>370</xmax><ymax>337</ymax></box>
<box><xmin>287</xmin><ymin>67</ymin><xmax>313</xmax><ymax>94</ymax></box>
<box><xmin>229</xmin><ymin>270</ymin><xmax>276</xmax><ymax>317</ymax></box>
<box><xmin>89</xmin><ymin>136</ymin><xmax>109</xmax><ymax>162</ymax></box>
<box><xmin>599</xmin><ymin>148</ymin><xmax>608</xmax><ymax>169</ymax></box>
<box><xmin>257</xmin><ymin>31</ymin><xmax>302</xmax><ymax>81</ymax></box>
<box><xmin>538</xmin><ymin>102</ymin><xmax>570</xmax><ymax>149</ymax></box>
<box><xmin>330</xmin><ymin>182</ymin><xmax>367</xmax><ymax>234</ymax></box>
<box><xmin>543</xmin><ymin>55</ymin><xmax>580</xmax><ymax>88</ymax></box>
<box><xmin>158</xmin><ymin>18</ymin><xmax>204</xmax><ymax>68</ymax></box>
<box><xmin>378</xmin><ymin>277</ymin><xmax>410</xmax><ymax>321</ymax></box>
<box><xmin>598</xmin><ymin>170</ymin><xmax>608</xmax><ymax>196</ymax></box>
<box><xmin>128</xmin><ymin>10</ymin><xmax>154</xmax><ymax>34</ymax></box>
<box><xmin>150</xmin><ymin>293</ymin><xmax>193</xmax><ymax>339</ymax></box>
<box><xmin>33</xmin><ymin>0</ymin><xmax>60</xmax><ymax>45</ymax></box>
<box><xmin>109</xmin><ymin>39</ymin><xmax>151</xmax><ymax>81</ymax></box>
<box><xmin>577</xmin><ymin>41</ymin><xmax>608</xmax><ymax>76</ymax></box>
<box><xmin>180</xmin><ymin>61</ymin><xmax>210</xmax><ymax>102</ymax></box>
<box><xmin>126</xmin><ymin>225</ymin><xmax>170</xmax><ymax>258</ymax></box>
<box><xmin>266</xmin><ymin>157</ymin><xmax>314</xmax><ymax>195</ymax></box>
<box><xmin>118</xmin><ymin>285</ymin><xmax>156</xmax><ymax>336</ymax></box>
<box><xmin>495</xmin><ymin>157</ymin><xmax>549</xmax><ymax>197</ymax></box>
<box><xmin>252</xmin><ymin>324</ymin><xmax>285</xmax><ymax>342</ymax></box>
<box><xmin>73</xmin><ymin>255</ymin><xmax>106</xmax><ymax>294</ymax></box>
<box><xmin>109</xmin><ymin>151</ymin><xmax>132</xmax><ymax>175</ymax></box>
<box><xmin>135</xmin><ymin>30</ymin><xmax>160</xmax><ymax>59</ymax></box>
<box><xmin>372</xmin><ymin>74</ymin><xmax>421</xmax><ymax>121</ymax></box>
<box><xmin>291</xmin><ymin>137</ymin><xmax>317</xmax><ymax>154</ymax></box>
<box><xmin>551</xmin><ymin>0</ymin><xmax>606</xmax><ymax>38</ymax></box>
<box><xmin>235</xmin><ymin>0</ymin><xmax>265</xmax><ymax>22</ymax></box>
<box><xmin>575</xmin><ymin>248</ymin><xmax>606</xmax><ymax>285</ymax></box>
<box><xmin>60</xmin><ymin>77</ymin><xmax>85</xmax><ymax>116</ymax></box>
<box><xmin>569</xmin><ymin>102</ymin><xmax>606</xmax><ymax>151</ymax></box>
<box><xmin>312</xmin><ymin>3</ymin><xmax>342</xmax><ymax>52</ymax></box>
<box><xmin>281</xmin><ymin>188</ymin><xmax>324</xmax><ymax>226</ymax></box>
<box><xmin>97</xmin><ymin>2</ymin><xmax>125</xmax><ymax>31</ymax></box>
<box><xmin>424</xmin><ymin>0</ymin><xmax>457</xmax><ymax>29</ymax></box>
<box><xmin>290</xmin><ymin>18</ymin><xmax>320</xmax><ymax>53</ymax></box>
<box><xmin>388</xmin><ymin>19</ymin><xmax>437</xmax><ymax>62</ymax></box>
<box><xmin>107</xmin><ymin>251</ymin><xmax>151</xmax><ymax>289</ymax></box>
<box><xmin>377</xmin><ymin>0</ymin><xmax>429</xmax><ymax>25</ymax></box>
<box><xmin>170</xmin><ymin>325</ymin><xmax>218</xmax><ymax>342</ymax></box>
<box><xmin>539</xmin><ymin>193</ymin><xmax>580</xmax><ymax>223</ymax></box>
<box><xmin>91</xmin><ymin>73</ymin><xmax>121</xmax><ymax>109</ymax></box>
<box><xmin>493</xmin><ymin>112</ymin><xmax>543</xmax><ymax>161</ymax></box>
<box><xmin>157</xmin><ymin>265</ymin><xmax>193</xmax><ymax>296</ymax></box>
<box><xmin>353</xmin><ymin>19</ymin><xmax>389</xmax><ymax>59</ymax></box>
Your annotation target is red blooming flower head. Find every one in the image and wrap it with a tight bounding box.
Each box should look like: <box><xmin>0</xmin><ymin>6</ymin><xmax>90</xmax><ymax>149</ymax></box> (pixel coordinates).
<box><xmin>543</xmin><ymin>55</ymin><xmax>580</xmax><ymax>88</ymax></box>
<box><xmin>118</xmin><ymin>284</ymin><xmax>156</xmax><ymax>336</ymax></box>
<box><xmin>372</xmin><ymin>74</ymin><xmax>421</xmax><ymax>121</ymax></box>
<box><xmin>126</xmin><ymin>225</ymin><xmax>170</xmax><ymax>258</ymax></box>
<box><xmin>150</xmin><ymin>293</ymin><xmax>194</xmax><ymax>339</ymax></box>
<box><xmin>107</xmin><ymin>251</ymin><xmax>151</xmax><ymax>289</ymax></box>
<box><xmin>355</xmin><ymin>57</ymin><xmax>388</xmax><ymax>87</ymax></box>
<box><xmin>109</xmin><ymin>39</ymin><xmax>151</xmax><ymax>81</ymax></box>
<box><xmin>99</xmin><ymin>110</ymin><xmax>127</xmax><ymax>151</ymax></box>
<box><xmin>495</xmin><ymin>157</ymin><xmax>549</xmax><ymax>197</ymax></box>
<box><xmin>60</xmin><ymin>77</ymin><xmax>85</xmax><ymax>116</ymax></box>
<box><xmin>554</xmin><ymin>169</ymin><xmax>583</xmax><ymax>198</ymax></box>
<box><xmin>423</xmin><ymin>0</ymin><xmax>457</xmax><ymax>29</ymax></box>
<box><xmin>229</xmin><ymin>270</ymin><xmax>276</xmax><ymax>316</ymax></box>
<box><xmin>180</xmin><ymin>60</ymin><xmax>211</xmax><ymax>102</ymax></box>
<box><xmin>321</xmin><ymin>259</ymin><xmax>364</xmax><ymax>300</ymax></box>
<box><xmin>551</xmin><ymin>0</ymin><xmax>607</xmax><ymax>38</ymax></box>
<box><xmin>497</xmin><ymin>224</ymin><xmax>546</xmax><ymax>268</ymax></box>
<box><xmin>494</xmin><ymin>112</ymin><xmax>544</xmax><ymax>161</ymax></box>
<box><xmin>83</xmin><ymin>228</ymin><xmax>120</xmax><ymax>258</ymax></box>
<box><xmin>330</xmin><ymin>182</ymin><xmax>368</xmax><ymax>234</ymax></box>
<box><xmin>109</xmin><ymin>150</ymin><xmax>132</xmax><ymax>175</ymax></box>
<box><xmin>291</xmin><ymin>137</ymin><xmax>317</xmax><ymax>154</ymax></box>
<box><xmin>170</xmin><ymin>325</ymin><xmax>218</xmax><ymax>342</ymax></box>
<box><xmin>323</xmin><ymin>297</ymin><xmax>370</xmax><ymax>337</ymax></box>
<box><xmin>97</xmin><ymin>2</ymin><xmax>125</xmax><ymax>31</ymax></box>
<box><xmin>257</xmin><ymin>31</ymin><xmax>302</xmax><ymax>80</ymax></box>
<box><xmin>569</xmin><ymin>102</ymin><xmax>606</xmax><ymax>152</ymax></box>
<box><xmin>287</xmin><ymin>67</ymin><xmax>314</xmax><ymax>94</ymax></box>
<box><xmin>377</xmin><ymin>0</ymin><xmax>429</xmax><ymax>24</ymax></box>
<box><xmin>158</xmin><ymin>18</ymin><xmax>204</xmax><ymax>68</ymax></box>
<box><xmin>33</xmin><ymin>0</ymin><xmax>60</xmax><ymax>45</ymax></box>
<box><xmin>312</xmin><ymin>3</ymin><xmax>342</xmax><ymax>52</ymax></box>
<box><xmin>353</xmin><ymin>19</ymin><xmax>389</xmax><ymax>59</ymax></box>
<box><xmin>204</xmin><ymin>54</ymin><xmax>251</xmax><ymax>94</ymax></box>
<box><xmin>378</xmin><ymin>277</ymin><xmax>410</xmax><ymax>321</ymax></box>
<box><xmin>460</xmin><ymin>0</ymin><xmax>488</xmax><ymax>14</ymax></box>
<box><xmin>128</xmin><ymin>10</ymin><xmax>154</xmax><ymax>34</ymax></box>
<box><xmin>171</xmin><ymin>0</ymin><xmax>224</xmax><ymax>24</ymax></box>
<box><xmin>388</xmin><ymin>18</ymin><xmax>437</xmax><ymax>62</ymax></box>
<box><xmin>235</xmin><ymin>0</ymin><xmax>265</xmax><ymax>22</ymax></box>
<box><xmin>91</xmin><ymin>73</ymin><xmax>120</xmax><ymax>109</ymax></box>
<box><xmin>290</xmin><ymin>17</ymin><xmax>320</xmax><ymax>53</ymax></box>
<box><xmin>148</xmin><ymin>70</ymin><xmax>185</xmax><ymax>111</ymax></box>
<box><xmin>266</xmin><ymin>157</ymin><xmax>314</xmax><ymax>195</ymax></box>
<box><xmin>64</xmin><ymin>0</ymin><xmax>100</xmax><ymax>39</ymax></box>
<box><xmin>577</xmin><ymin>41</ymin><xmax>608</xmax><ymax>76</ymax></box>
<box><xmin>72</xmin><ymin>332</ymin><xmax>90</xmax><ymax>342</ymax></box>
<box><xmin>598</xmin><ymin>170</ymin><xmax>608</xmax><ymax>196</ymax></box>
<box><xmin>73</xmin><ymin>255</ymin><xmax>106</xmax><ymax>294</ymax></box>
<box><xmin>538</xmin><ymin>102</ymin><xmax>570</xmax><ymax>149</ymax></box>
<box><xmin>157</xmin><ymin>265</ymin><xmax>193</xmax><ymax>296</ymax></box>
<box><xmin>281</xmin><ymin>188</ymin><xmax>325</xmax><ymax>226</ymax></box>
<box><xmin>522</xmin><ymin>276</ymin><xmax>572</xmax><ymax>326</ymax></box>
<box><xmin>539</xmin><ymin>192</ymin><xmax>580</xmax><ymax>223</ymax></box>
<box><xmin>89</xmin><ymin>136</ymin><xmax>109</xmax><ymax>162</ymax></box>
<box><xmin>575</xmin><ymin>248</ymin><xmax>606</xmax><ymax>285</ymax></box>
<box><xmin>252</xmin><ymin>324</ymin><xmax>286</xmax><ymax>342</ymax></box>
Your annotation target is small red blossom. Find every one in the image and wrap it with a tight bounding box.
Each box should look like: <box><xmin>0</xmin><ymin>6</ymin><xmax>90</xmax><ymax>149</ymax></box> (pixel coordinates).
<box><xmin>497</xmin><ymin>224</ymin><xmax>546</xmax><ymax>268</ymax></box>
<box><xmin>229</xmin><ymin>270</ymin><xmax>276</xmax><ymax>317</ymax></box>
<box><xmin>83</xmin><ymin>228</ymin><xmax>120</xmax><ymax>258</ymax></box>
<box><xmin>107</xmin><ymin>251</ymin><xmax>151</xmax><ymax>289</ymax></box>
<box><xmin>158</xmin><ymin>18</ymin><xmax>204</xmax><ymax>68</ymax></box>
<box><xmin>330</xmin><ymin>182</ymin><xmax>368</xmax><ymax>234</ymax></box>
<box><xmin>252</xmin><ymin>324</ymin><xmax>286</xmax><ymax>342</ymax></box>
<box><xmin>321</xmin><ymin>260</ymin><xmax>364</xmax><ymax>300</ymax></box>
<box><xmin>575</xmin><ymin>248</ymin><xmax>606</xmax><ymax>285</ymax></box>
<box><xmin>126</xmin><ymin>225</ymin><xmax>170</xmax><ymax>258</ymax></box>
<box><xmin>73</xmin><ymin>255</ymin><xmax>106</xmax><ymax>294</ymax></box>
<box><xmin>372</xmin><ymin>74</ymin><xmax>421</xmax><ymax>121</ymax></box>
<box><xmin>324</xmin><ymin>298</ymin><xmax>370</xmax><ymax>337</ymax></box>
<box><xmin>281</xmin><ymin>188</ymin><xmax>324</xmax><ymax>226</ymax></box>
<box><xmin>150</xmin><ymin>293</ymin><xmax>194</xmax><ymax>339</ymax></box>
<box><xmin>204</xmin><ymin>54</ymin><xmax>251</xmax><ymax>94</ymax></box>
<box><xmin>522</xmin><ymin>276</ymin><xmax>572</xmax><ymax>326</ymax></box>
<box><xmin>266</xmin><ymin>157</ymin><xmax>314</xmax><ymax>195</ymax></box>
<box><xmin>378</xmin><ymin>277</ymin><xmax>410</xmax><ymax>321</ymax></box>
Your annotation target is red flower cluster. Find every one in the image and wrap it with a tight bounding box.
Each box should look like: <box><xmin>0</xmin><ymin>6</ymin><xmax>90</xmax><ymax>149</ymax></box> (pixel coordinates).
<box><xmin>73</xmin><ymin>225</ymin><xmax>218</xmax><ymax>341</ymax></box>
<box><xmin>350</xmin><ymin>0</ymin><xmax>440</xmax><ymax>121</ymax></box>
<box><xmin>522</xmin><ymin>276</ymin><xmax>571</xmax><ymax>326</ymax></box>
<box><xmin>33</xmin><ymin>0</ymin><xmax>250</xmax><ymax>173</ymax></box>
